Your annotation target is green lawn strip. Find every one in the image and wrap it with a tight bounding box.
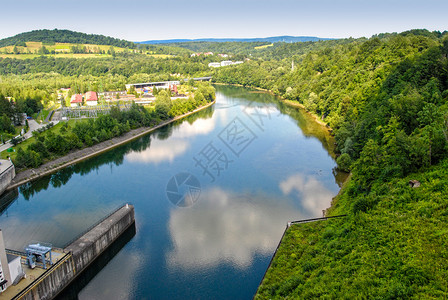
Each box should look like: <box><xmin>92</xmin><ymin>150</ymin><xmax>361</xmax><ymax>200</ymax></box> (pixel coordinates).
<box><xmin>0</xmin><ymin>120</ymin><xmax>81</xmax><ymax>160</ymax></box>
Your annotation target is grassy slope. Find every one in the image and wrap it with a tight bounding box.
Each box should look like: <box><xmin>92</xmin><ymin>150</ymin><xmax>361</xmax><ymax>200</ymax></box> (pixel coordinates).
<box><xmin>256</xmin><ymin>161</ymin><xmax>448</xmax><ymax>299</ymax></box>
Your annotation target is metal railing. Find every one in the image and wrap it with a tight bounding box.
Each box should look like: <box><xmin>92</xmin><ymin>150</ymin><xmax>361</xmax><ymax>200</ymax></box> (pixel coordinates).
<box><xmin>289</xmin><ymin>214</ymin><xmax>347</xmax><ymax>225</ymax></box>
<box><xmin>5</xmin><ymin>248</ymin><xmax>27</xmax><ymax>257</ymax></box>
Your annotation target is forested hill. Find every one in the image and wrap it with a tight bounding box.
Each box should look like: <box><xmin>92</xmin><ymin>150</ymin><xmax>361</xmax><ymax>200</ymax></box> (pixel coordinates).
<box><xmin>0</xmin><ymin>29</ymin><xmax>136</xmax><ymax>48</ymax></box>
<box><xmin>222</xmin><ymin>29</ymin><xmax>448</xmax><ymax>298</ymax></box>
<box><xmin>214</xmin><ymin>29</ymin><xmax>448</xmax><ymax>177</ymax></box>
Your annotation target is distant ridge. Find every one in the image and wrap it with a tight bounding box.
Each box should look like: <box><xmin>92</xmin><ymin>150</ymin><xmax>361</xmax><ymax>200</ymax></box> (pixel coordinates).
<box><xmin>138</xmin><ymin>36</ymin><xmax>333</xmax><ymax>44</ymax></box>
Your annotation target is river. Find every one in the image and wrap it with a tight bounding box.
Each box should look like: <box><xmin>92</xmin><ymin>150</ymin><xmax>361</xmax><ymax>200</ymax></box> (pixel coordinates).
<box><xmin>0</xmin><ymin>85</ymin><xmax>344</xmax><ymax>299</ymax></box>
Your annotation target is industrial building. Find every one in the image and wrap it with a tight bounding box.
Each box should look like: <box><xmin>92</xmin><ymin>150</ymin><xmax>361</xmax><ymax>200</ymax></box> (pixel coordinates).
<box><xmin>0</xmin><ymin>230</ymin><xmax>25</xmax><ymax>293</ymax></box>
<box><xmin>85</xmin><ymin>91</ymin><xmax>98</xmax><ymax>106</ymax></box>
<box><xmin>70</xmin><ymin>94</ymin><xmax>83</xmax><ymax>107</ymax></box>
<box><xmin>207</xmin><ymin>61</ymin><xmax>244</xmax><ymax>68</ymax></box>
<box><xmin>208</xmin><ymin>62</ymin><xmax>221</xmax><ymax>68</ymax></box>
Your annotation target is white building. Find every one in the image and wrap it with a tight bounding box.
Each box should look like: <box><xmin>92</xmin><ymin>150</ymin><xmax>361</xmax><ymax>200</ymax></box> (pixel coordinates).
<box><xmin>208</xmin><ymin>62</ymin><xmax>221</xmax><ymax>68</ymax></box>
<box><xmin>220</xmin><ymin>60</ymin><xmax>233</xmax><ymax>67</ymax></box>
<box><xmin>0</xmin><ymin>230</ymin><xmax>25</xmax><ymax>293</ymax></box>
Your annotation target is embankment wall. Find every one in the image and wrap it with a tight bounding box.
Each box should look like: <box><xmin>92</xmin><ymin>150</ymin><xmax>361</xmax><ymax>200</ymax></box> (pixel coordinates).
<box><xmin>13</xmin><ymin>204</ymin><xmax>135</xmax><ymax>300</ymax></box>
<box><xmin>0</xmin><ymin>162</ymin><xmax>15</xmax><ymax>196</ymax></box>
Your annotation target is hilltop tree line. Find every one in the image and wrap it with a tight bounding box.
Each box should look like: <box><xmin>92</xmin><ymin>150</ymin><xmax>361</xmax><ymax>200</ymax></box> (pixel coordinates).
<box><xmin>0</xmin><ymin>29</ymin><xmax>136</xmax><ymax>49</ymax></box>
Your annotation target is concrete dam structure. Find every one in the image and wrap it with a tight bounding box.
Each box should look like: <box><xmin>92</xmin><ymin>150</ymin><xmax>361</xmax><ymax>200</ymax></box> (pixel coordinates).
<box><xmin>0</xmin><ymin>160</ymin><xmax>15</xmax><ymax>197</ymax></box>
<box><xmin>9</xmin><ymin>204</ymin><xmax>135</xmax><ymax>300</ymax></box>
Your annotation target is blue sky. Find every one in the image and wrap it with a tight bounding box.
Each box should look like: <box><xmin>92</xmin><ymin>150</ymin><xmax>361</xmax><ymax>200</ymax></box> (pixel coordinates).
<box><xmin>1</xmin><ymin>0</ymin><xmax>447</xmax><ymax>41</ymax></box>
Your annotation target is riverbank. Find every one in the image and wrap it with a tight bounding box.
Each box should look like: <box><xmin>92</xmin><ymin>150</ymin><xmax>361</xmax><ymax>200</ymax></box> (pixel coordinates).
<box><xmin>6</xmin><ymin>99</ymin><xmax>215</xmax><ymax>190</ymax></box>
<box><xmin>213</xmin><ymin>82</ymin><xmax>331</xmax><ymax>130</ymax></box>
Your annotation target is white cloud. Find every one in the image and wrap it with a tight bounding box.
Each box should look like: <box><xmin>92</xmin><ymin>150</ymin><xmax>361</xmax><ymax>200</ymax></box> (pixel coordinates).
<box><xmin>279</xmin><ymin>173</ymin><xmax>334</xmax><ymax>216</ymax></box>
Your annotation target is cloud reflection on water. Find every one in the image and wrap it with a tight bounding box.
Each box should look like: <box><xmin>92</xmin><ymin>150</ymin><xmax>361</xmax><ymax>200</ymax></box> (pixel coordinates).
<box><xmin>175</xmin><ymin>117</ymin><xmax>216</xmax><ymax>138</ymax></box>
<box><xmin>279</xmin><ymin>173</ymin><xmax>334</xmax><ymax>216</ymax></box>
<box><xmin>126</xmin><ymin>139</ymin><xmax>189</xmax><ymax>164</ymax></box>
<box><xmin>126</xmin><ymin>113</ymin><xmax>218</xmax><ymax>164</ymax></box>
<box><xmin>167</xmin><ymin>188</ymin><xmax>300</xmax><ymax>270</ymax></box>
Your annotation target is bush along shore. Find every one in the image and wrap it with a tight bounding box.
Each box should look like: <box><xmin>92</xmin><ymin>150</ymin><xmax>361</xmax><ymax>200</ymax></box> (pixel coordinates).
<box><xmin>6</xmin><ymin>84</ymin><xmax>215</xmax><ymax>187</ymax></box>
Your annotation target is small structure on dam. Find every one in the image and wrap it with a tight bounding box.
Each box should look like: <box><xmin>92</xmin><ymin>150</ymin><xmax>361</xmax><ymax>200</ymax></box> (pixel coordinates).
<box><xmin>25</xmin><ymin>243</ymin><xmax>53</xmax><ymax>270</ymax></box>
<box><xmin>0</xmin><ymin>159</ymin><xmax>15</xmax><ymax>196</ymax></box>
<box><xmin>3</xmin><ymin>203</ymin><xmax>135</xmax><ymax>300</ymax></box>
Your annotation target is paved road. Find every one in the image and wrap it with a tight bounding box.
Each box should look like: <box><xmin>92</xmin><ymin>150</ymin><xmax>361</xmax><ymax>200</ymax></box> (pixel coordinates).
<box><xmin>0</xmin><ymin>119</ymin><xmax>50</xmax><ymax>153</ymax></box>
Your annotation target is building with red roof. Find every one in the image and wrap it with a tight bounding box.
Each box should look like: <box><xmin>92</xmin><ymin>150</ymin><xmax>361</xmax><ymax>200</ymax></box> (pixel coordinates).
<box><xmin>85</xmin><ymin>91</ymin><xmax>98</xmax><ymax>106</ymax></box>
<box><xmin>70</xmin><ymin>94</ymin><xmax>83</xmax><ymax>107</ymax></box>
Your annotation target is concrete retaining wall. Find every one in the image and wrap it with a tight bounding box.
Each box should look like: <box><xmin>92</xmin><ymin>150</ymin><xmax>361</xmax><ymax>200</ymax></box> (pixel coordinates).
<box><xmin>14</xmin><ymin>204</ymin><xmax>135</xmax><ymax>300</ymax></box>
<box><xmin>65</xmin><ymin>204</ymin><xmax>135</xmax><ymax>274</ymax></box>
<box><xmin>0</xmin><ymin>162</ymin><xmax>15</xmax><ymax>196</ymax></box>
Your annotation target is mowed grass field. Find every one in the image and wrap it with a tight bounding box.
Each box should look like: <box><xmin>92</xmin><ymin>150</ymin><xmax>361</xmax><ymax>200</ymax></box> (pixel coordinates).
<box><xmin>1</xmin><ymin>41</ymin><xmax>128</xmax><ymax>53</ymax></box>
<box><xmin>0</xmin><ymin>53</ymin><xmax>112</xmax><ymax>59</ymax></box>
<box><xmin>0</xmin><ymin>42</ymin><xmax>173</xmax><ymax>59</ymax></box>
<box><xmin>254</xmin><ymin>43</ymin><xmax>273</xmax><ymax>49</ymax></box>
<box><xmin>0</xmin><ymin>42</ymin><xmax>129</xmax><ymax>59</ymax></box>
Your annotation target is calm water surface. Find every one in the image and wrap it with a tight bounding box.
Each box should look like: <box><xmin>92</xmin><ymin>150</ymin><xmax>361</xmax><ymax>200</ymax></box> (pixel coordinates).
<box><xmin>0</xmin><ymin>85</ymin><xmax>343</xmax><ymax>299</ymax></box>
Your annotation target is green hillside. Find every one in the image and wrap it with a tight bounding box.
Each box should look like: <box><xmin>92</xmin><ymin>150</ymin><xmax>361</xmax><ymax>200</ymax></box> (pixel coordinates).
<box><xmin>211</xmin><ymin>29</ymin><xmax>448</xmax><ymax>298</ymax></box>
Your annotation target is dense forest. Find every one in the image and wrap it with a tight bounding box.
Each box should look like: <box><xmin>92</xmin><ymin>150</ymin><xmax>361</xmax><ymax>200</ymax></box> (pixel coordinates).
<box><xmin>158</xmin><ymin>41</ymin><xmax>271</xmax><ymax>55</ymax></box>
<box><xmin>0</xmin><ymin>54</ymin><xmax>211</xmax><ymax>77</ymax></box>
<box><xmin>214</xmin><ymin>30</ymin><xmax>448</xmax><ymax>179</ymax></box>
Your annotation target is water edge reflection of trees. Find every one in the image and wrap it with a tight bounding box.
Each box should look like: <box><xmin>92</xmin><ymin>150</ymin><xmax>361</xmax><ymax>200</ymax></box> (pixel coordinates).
<box><xmin>16</xmin><ymin>104</ymin><xmax>215</xmax><ymax>200</ymax></box>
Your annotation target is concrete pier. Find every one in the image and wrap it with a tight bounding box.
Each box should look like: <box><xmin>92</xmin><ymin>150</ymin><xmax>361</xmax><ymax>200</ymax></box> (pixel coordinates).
<box><xmin>0</xmin><ymin>160</ymin><xmax>15</xmax><ymax>197</ymax></box>
<box><xmin>10</xmin><ymin>204</ymin><xmax>135</xmax><ymax>300</ymax></box>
